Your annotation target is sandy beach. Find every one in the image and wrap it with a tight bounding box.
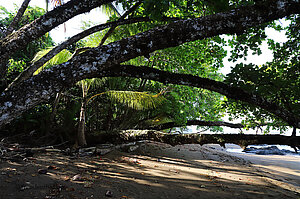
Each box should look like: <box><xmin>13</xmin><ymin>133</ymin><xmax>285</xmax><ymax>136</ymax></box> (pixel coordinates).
<box><xmin>205</xmin><ymin>144</ymin><xmax>300</xmax><ymax>193</ymax></box>
<box><xmin>0</xmin><ymin>141</ymin><xmax>299</xmax><ymax>199</ymax></box>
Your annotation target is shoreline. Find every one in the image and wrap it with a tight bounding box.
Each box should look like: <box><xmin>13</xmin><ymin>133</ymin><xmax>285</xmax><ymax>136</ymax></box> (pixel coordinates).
<box><xmin>204</xmin><ymin>144</ymin><xmax>300</xmax><ymax>193</ymax></box>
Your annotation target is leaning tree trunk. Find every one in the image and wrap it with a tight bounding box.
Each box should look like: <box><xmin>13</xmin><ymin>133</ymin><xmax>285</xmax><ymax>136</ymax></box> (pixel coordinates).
<box><xmin>87</xmin><ymin>130</ymin><xmax>300</xmax><ymax>151</ymax></box>
<box><xmin>77</xmin><ymin>83</ymin><xmax>88</xmax><ymax>146</ymax></box>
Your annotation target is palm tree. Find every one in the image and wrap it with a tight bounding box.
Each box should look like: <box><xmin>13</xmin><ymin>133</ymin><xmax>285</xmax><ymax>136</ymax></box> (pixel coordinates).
<box><xmin>45</xmin><ymin>0</ymin><xmax>120</xmax><ymax>16</ymax></box>
<box><xmin>32</xmin><ymin>47</ymin><xmax>165</xmax><ymax>146</ymax></box>
<box><xmin>76</xmin><ymin>79</ymin><xmax>95</xmax><ymax>146</ymax></box>
<box><xmin>36</xmin><ymin>1</ymin><xmax>154</xmax><ymax>146</ymax></box>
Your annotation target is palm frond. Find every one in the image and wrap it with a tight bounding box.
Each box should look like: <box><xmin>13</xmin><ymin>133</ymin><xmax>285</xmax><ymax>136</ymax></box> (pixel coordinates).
<box><xmin>83</xmin><ymin>31</ymin><xmax>106</xmax><ymax>47</ymax></box>
<box><xmin>101</xmin><ymin>3</ymin><xmax>121</xmax><ymax>17</ymax></box>
<box><xmin>0</xmin><ymin>6</ymin><xmax>10</xmax><ymax>16</ymax></box>
<box><xmin>89</xmin><ymin>77</ymin><xmax>108</xmax><ymax>89</ymax></box>
<box><xmin>88</xmin><ymin>90</ymin><xmax>165</xmax><ymax>110</ymax></box>
<box><xmin>106</xmin><ymin>90</ymin><xmax>165</xmax><ymax>110</ymax></box>
<box><xmin>32</xmin><ymin>47</ymin><xmax>72</xmax><ymax>75</ymax></box>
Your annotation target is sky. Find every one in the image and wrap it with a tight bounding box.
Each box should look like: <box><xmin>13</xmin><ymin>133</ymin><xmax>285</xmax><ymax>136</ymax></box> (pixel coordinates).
<box><xmin>0</xmin><ymin>1</ymin><xmax>294</xmax><ymax>135</ymax></box>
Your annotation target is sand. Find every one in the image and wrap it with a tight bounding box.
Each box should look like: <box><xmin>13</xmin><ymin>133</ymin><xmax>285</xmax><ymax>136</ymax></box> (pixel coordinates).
<box><xmin>0</xmin><ymin>141</ymin><xmax>299</xmax><ymax>199</ymax></box>
<box><xmin>219</xmin><ymin>144</ymin><xmax>300</xmax><ymax>192</ymax></box>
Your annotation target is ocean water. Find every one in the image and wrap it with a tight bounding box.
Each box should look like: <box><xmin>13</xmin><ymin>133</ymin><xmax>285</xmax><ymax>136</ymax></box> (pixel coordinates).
<box><xmin>225</xmin><ymin>144</ymin><xmax>300</xmax><ymax>157</ymax></box>
<box><xmin>182</xmin><ymin>125</ymin><xmax>299</xmax><ymax>157</ymax></box>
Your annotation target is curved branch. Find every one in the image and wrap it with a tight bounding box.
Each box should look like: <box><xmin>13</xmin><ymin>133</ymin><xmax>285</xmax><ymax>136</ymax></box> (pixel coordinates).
<box><xmin>2</xmin><ymin>0</ymin><xmax>31</xmax><ymax>38</ymax></box>
<box><xmin>106</xmin><ymin>65</ymin><xmax>300</xmax><ymax>128</ymax></box>
<box><xmin>0</xmin><ymin>0</ymin><xmax>115</xmax><ymax>75</ymax></box>
<box><xmin>146</xmin><ymin>120</ymin><xmax>245</xmax><ymax>130</ymax></box>
<box><xmin>99</xmin><ymin>1</ymin><xmax>142</xmax><ymax>46</ymax></box>
<box><xmin>87</xmin><ymin>130</ymin><xmax>300</xmax><ymax>150</ymax></box>
<box><xmin>1</xmin><ymin>0</ymin><xmax>299</xmax><ymax>128</ymax></box>
<box><xmin>8</xmin><ymin>17</ymin><xmax>153</xmax><ymax>88</ymax></box>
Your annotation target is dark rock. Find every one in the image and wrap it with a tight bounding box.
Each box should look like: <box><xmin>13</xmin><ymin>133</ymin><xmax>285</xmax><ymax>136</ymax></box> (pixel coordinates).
<box><xmin>243</xmin><ymin>146</ymin><xmax>286</xmax><ymax>155</ymax></box>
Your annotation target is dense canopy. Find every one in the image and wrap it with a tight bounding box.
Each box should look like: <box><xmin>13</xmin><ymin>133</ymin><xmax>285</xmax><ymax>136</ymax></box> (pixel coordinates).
<box><xmin>0</xmin><ymin>0</ymin><xmax>299</xmax><ymax>146</ymax></box>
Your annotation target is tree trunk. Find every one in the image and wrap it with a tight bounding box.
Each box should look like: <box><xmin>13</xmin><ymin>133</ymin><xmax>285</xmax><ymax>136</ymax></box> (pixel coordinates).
<box><xmin>3</xmin><ymin>0</ymin><xmax>31</xmax><ymax>38</ymax></box>
<box><xmin>0</xmin><ymin>0</ymin><xmax>115</xmax><ymax>73</ymax></box>
<box><xmin>1</xmin><ymin>0</ymin><xmax>300</xmax><ymax>128</ymax></box>
<box><xmin>77</xmin><ymin>84</ymin><xmax>88</xmax><ymax>146</ymax></box>
<box><xmin>77</xmin><ymin>102</ymin><xmax>87</xmax><ymax>146</ymax></box>
<box><xmin>144</xmin><ymin>120</ymin><xmax>245</xmax><ymax>130</ymax></box>
<box><xmin>87</xmin><ymin>130</ymin><xmax>300</xmax><ymax>151</ymax></box>
<box><xmin>50</xmin><ymin>91</ymin><xmax>62</xmax><ymax>124</ymax></box>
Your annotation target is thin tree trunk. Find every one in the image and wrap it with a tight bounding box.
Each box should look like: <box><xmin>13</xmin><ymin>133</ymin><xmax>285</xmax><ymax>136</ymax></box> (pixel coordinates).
<box><xmin>77</xmin><ymin>83</ymin><xmax>88</xmax><ymax>146</ymax></box>
<box><xmin>77</xmin><ymin>102</ymin><xmax>87</xmax><ymax>146</ymax></box>
<box><xmin>50</xmin><ymin>91</ymin><xmax>62</xmax><ymax>124</ymax></box>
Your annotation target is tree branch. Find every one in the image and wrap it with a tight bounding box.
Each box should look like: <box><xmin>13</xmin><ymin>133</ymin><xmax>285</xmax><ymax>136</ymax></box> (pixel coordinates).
<box><xmin>1</xmin><ymin>0</ymin><xmax>299</xmax><ymax>128</ymax></box>
<box><xmin>145</xmin><ymin>120</ymin><xmax>245</xmax><ymax>130</ymax></box>
<box><xmin>2</xmin><ymin>0</ymin><xmax>31</xmax><ymax>38</ymax></box>
<box><xmin>99</xmin><ymin>1</ymin><xmax>142</xmax><ymax>46</ymax></box>
<box><xmin>87</xmin><ymin>130</ymin><xmax>300</xmax><ymax>150</ymax></box>
<box><xmin>106</xmin><ymin>65</ymin><xmax>300</xmax><ymax>128</ymax></box>
<box><xmin>7</xmin><ymin>17</ymin><xmax>153</xmax><ymax>88</ymax></box>
<box><xmin>0</xmin><ymin>0</ymin><xmax>115</xmax><ymax>76</ymax></box>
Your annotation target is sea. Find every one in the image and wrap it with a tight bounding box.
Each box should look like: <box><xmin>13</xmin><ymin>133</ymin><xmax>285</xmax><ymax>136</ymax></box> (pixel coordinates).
<box><xmin>184</xmin><ymin>125</ymin><xmax>300</xmax><ymax>157</ymax></box>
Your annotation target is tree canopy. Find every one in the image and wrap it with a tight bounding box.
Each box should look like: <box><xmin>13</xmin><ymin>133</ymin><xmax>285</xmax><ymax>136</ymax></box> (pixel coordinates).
<box><xmin>0</xmin><ymin>0</ymin><xmax>299</xmax><ymax>146</ymax></box>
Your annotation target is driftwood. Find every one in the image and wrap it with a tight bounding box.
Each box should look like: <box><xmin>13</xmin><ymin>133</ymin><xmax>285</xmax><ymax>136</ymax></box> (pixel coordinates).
<box><xmin>87</xmin><ymin>130</ymin><xmax>300</xmax><ymax>151</ymax></box>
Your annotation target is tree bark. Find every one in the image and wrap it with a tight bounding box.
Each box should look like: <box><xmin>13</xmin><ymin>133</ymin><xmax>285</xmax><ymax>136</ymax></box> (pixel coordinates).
<box><xmin>77</xmin><ymin>83</ymin><xmax>88</xmax><ymax>146</ymax></box>
<box><xmin>107</xmin><ymin>65</ymin><xmax>300</xmax><ymax>128</ymax></box>
<box><xmin>145</xmin><ymin>120</ymin><xmax>245</xmax><ymax>130</ymax></box>
<box><xmin>1</xmin><ymin>0</ymin><xmax>300</xmax><ymax>128</ymax></box>
<box><xmin>8</xmin><ymin>17</ymin><xmax>154</xmax><ymax>88</ymax></box>
<box><xmin>0</xmin><ymin>0</ymin><xmax>115</xmax><ymax>75</ymax></box>
<box><xmin>3</xmin><ymin>0</ymin><xmax>31</xmax><ymax>38</ymax></box>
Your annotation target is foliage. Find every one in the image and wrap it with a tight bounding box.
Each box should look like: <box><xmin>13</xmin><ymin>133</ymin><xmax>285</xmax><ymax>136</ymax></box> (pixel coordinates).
<box><xmin>150</xmin><ymin>39</ymin><xmax>226</xmax><ymax>131</ymax></box>
<box><xmin>0</xmin><ymin>6</ymin><xmax>54</xmax><ymax>62</ymax></box>
<box><xmin>88</xmin><ymin>90</ymin><xmax>165</xmax><ymax>110</ymax></box>
<box><xmin>0</xmin><ymin>5</ymin><xmax>54</xmax><ymax>89</ymax></box>
<box><xmin>1</xmin><ymin>0</ymin><xmax>298</xmax><ymax>141</ymax></box>
<box><xmin>31</xmin><ymin>47</ymin><xmax>72</xmax><ymax>75</ymax></box>
<box><xmin>224</xmin><ymin>16</ymin><xmax>300</xmax><ymax>133</ymax></box>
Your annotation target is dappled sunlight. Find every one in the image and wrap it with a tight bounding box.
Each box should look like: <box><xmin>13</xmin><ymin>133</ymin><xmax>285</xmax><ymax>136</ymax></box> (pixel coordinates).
<box><xmin>0</xmin><ymin>142</ymin><xmax>299</xmax><ymax>198</ymax></box>
<box><xmin>74</xmin><ymin>162</ymin><xmax>98</xmax><ymax>169</ymax></box>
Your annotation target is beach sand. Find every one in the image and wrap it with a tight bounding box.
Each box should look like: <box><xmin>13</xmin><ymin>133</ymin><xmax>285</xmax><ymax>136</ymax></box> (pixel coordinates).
<box><xmin>0</xmin><ymin>141</ymin><xmax>299</xmax><ymax>198</ymax></box>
